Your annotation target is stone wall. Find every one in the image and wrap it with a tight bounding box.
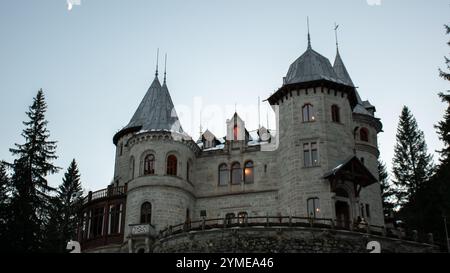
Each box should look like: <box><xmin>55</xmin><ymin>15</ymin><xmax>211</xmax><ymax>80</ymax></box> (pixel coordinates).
<box><xmin>152</xmin><ymin>227</ymin><xmax>439</xmax><ymax>253</ymax></box>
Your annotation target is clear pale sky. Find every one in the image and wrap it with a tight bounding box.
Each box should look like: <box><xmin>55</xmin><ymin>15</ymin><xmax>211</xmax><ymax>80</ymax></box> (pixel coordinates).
<box><xmin>0</xmin><ymin>0</ymin><xmax>448</xmax><ymax>192</ymax></box>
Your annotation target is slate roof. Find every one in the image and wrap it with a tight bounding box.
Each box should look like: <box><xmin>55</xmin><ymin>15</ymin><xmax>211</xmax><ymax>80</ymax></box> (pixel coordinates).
<box><xmin>125</xmin><ymin>77</ymin><xmax>184</xmax><ymax>134</ymax></box>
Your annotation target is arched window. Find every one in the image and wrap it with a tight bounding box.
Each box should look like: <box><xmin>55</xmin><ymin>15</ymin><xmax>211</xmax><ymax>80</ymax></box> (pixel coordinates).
<box><xmin>307</xmin><ymin>197</ymin><xmax>320</xmax><ymax>218</ymax></box>
<box><xmin>218</xmin><ymin>164</ymin><xmax>229</xmax><ymax>186</ymax></box>
<box><xmin>225</xmin><ymin>213</ymin><xmax>235</xmax><ymax>225</ymax></box>
<box><xmin>233</xmin><ymin>125</ymin><xmax>238</xmax><ymax>141</ymax></box>
<box><xmin>238</xmin><ymin>211</ymin><xmax>248</xmax><ymax>224</ymax></box>
<box><xmin>186</xmin><ymin>161</ymin><xmax>191</xmax><ymax>181</ymax></box>
<box><xmin>302</xmin><ymin>103</ymin><xmax>315</xmax><ymax>122</ymax></box>
<box><xmin>143</xmin><ymin>154</ymin><xmax>155</xmax><ymax>175</ymax></box>
<box><xmin>331</xmin><ymin>105</ymin><xmax>340</xmax><ymax>123</ymax></box>
<box><xmin>231</xmin><ymin>162</ymin><xmax>242</xmax><ymax>185</ymax></box>
<box><xmin>167</xmin><ymin>155</ymin><xmax>177</xmax><ymax>176</ymax></box>
<box><xmin>140</xmin><ymin>202</ymin><xmax>152</xmax><ymax>224</ymax></box>
<box><xmin>360</xmin><ymin>128</ymin><xmax>369</xmax><ymax>142</ymax></box>
<box><xmin>244</xmin><ymin>161</ymin><xmax>254</xmax><ymax>183</ymax></box>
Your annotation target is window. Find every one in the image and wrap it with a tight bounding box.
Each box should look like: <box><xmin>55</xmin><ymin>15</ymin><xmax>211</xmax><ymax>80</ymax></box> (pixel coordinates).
<box><xmin>303</xmin><ymin>142</ymin><xmax>319</xmax><ymax>167</ymax></box>
<box><xmin>302</xmin><ymin>104</ymin><xmax>315</xmax><ymax>122</ymax></box>
<box><xmin>231</xmin><ymin>162</ymin><xmax>242</xmax><ymax>184</ymax></box>
<box><xmin>120</xmin><ymin>143</ymin><xmax>123</xmax><ymax>156</ymax></box>
<box><xmin>233</xmin><ymin>125</ymin><xmax>238</xmax><ymax>140</ymax></box>
<box><xmin>307</xmin><ymin>198</ymin><xmax>320</xmax><ymax>218</ymax></box>
<box><xmin>360</xmin><ymin>128</ymin><xmax>369</xmax><ymax>142</ymax></box>
<box><xmin>140</xmin><ymin>202</ymin><xmax>152</xmax><ymax>224</ymax></box>
<box><xmin>360</xmin><ymin>157</ymin><xmax>365</xmax><ymax>165</ymax></box>
<box><xmin>200</xmin><ymin>210</ymin><xmax>207</xmax><ymax>218</ymax></box>
<box><xmin>238</xmin><ymin>212</ymin><xmax>248</xmax><ymax>224</ymax></box>
<box><xmin>225</xmin><ymin>213</ymin><xmax>235</xmax><ymax>225</ymax></box>
<box><xmin>360</xmin><ymin>203</ymin><xmax>365</xmax><ymax>218</ymax></box>
<box><xmin>218</xmin><ymin>164</ymin><xmax>229</xmax><ymax>186</ymax></box>
<box><xmin>108</xmin><ymin>204</ymin><xmax>122</xmax><ymax>234</ymax></box>
<box><xmin>244</xmin><ymin>161</ymin><xmax>254</xmax><ymax>183</ymax></box>
<box><xmin>186</xmin><ymin>162</ymin><xmax>190</xmax><ymax>181</ymax></box>
<box><xmin>365</xmin><ymin>204</ymin><xmax>371</xmax><ymax>218</ymax></box>
<box><xmin>91</xmin><ymin>207</ymin><xmax>104</xmax><ymax>238</ymax></box>
<box><xmin>331</xmin><ymin>105</ymin><xmax>340</xmax><ymax>123</ymax></box>
<box><xmin>167</xmin><ymin>155</ymin><xmax>177</xmax><ymax>176</ymax></box>
<box><xmin>130</xmin><ymin>157</ymin><xmax>135</xmax><ymax>180</ymax></box>
<box><xmin>144</xmin><ymin>154</ymin><xmax>155</xmax><ymax>175</ymax></box>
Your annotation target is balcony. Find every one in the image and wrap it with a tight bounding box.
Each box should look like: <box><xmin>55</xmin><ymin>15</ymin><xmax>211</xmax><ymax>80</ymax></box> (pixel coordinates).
<box><xmin>82</xmin><ymin>184</ymin><xmax>127</xmax><ymax>205</ymax></box>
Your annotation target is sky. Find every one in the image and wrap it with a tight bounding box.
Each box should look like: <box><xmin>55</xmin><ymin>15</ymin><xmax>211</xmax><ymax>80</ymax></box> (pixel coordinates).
<box><xmin>0</xmin><ymin>0</ymin><xmax>449</xmax><ymax>192</ymax></box>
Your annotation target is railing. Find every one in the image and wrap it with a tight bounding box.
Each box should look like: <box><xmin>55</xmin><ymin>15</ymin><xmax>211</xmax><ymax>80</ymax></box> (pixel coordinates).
<box><xmin>158</xmin><ymin>215</ymin><xmax>433</xmax><ymax>244</ymax></box>
<box><xmin>82</xmin><ymin>184</ymin><xmax>127</xmax><ymax>205</ymax></box>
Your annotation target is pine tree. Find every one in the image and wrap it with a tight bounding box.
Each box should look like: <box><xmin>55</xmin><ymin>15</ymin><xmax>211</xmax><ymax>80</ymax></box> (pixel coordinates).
<box><xmin>392</xmin><ymin>106</ymin><xmax>434</xmax><ymax>207</ymax></box>
<box><xmin>0</xmin><ymin>162</ymin><xmax>12</xmax><ymax>252</ymax></box>
<box><xmin>57</xmin><ymin>159</ymin><xmax>83</xmax><ymax>252</ymax></box>
<box><xmin>378</xmin><ymin>159</ymin><xmax>394</xmax><ymax>217</ymax></box>
<box><xmin>8</xmin><ymin>89</ymin><xmax>59</xmax><ymax>252</ymax></box>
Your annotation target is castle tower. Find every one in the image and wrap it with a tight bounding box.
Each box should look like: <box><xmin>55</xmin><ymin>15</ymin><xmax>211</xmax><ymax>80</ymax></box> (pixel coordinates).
<box><xmin>112</xmin><ymin>68</ymin><xmax>200</xmax><ymax>247</ymax></box>
<box><xmin>268</xmin><ymin>35</ymin><xmax>383</xmax><ymax>226</ymax></box>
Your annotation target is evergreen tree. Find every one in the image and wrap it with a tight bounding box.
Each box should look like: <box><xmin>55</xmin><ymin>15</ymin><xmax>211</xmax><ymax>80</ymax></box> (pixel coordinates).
<box><xmin>391</xmin><ymin>106</ymin><xmax>434</xmax><ymax>207</ymax></box>
<box><xmin>8</xmin><ymin>89</ymin><xmax>59</xmax><ymax>252</ymax></box>
<box><xmin>0</xmin><ymin>162</ymin><xmax>12</xmax><ymax>252</ymax></box>
<box><xmin>57</xmin><ymin>159</ymin><xmax>83</xmax><ymax>252</ymax></box>
<box><xmin>378</xmin><ymin>159</ymin><xmax>394</xmax><ymax>217</ymax></box>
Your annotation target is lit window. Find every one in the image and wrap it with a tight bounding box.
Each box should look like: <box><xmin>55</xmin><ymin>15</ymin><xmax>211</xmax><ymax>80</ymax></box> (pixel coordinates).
<box><xmin>307</xmin><ymin>197</ymin><xmax>320</xmax><ymax>218</ymax></box>
<box><xmin>143</xmin><ymin>154</ymin><xmax>155</xmax><ymax>175</ymax></box>
<box><xmin>244</xmin><ymin>161</ymin><xmax>254</xmax><ymax>183</ymax></box>
<box><xmin>233</xmin><ymin>125</ymin><xmax>238</xmax><ymax>140</ymax></box>
<box><xmin>167</xmin><ymin>155</ymin><xmax>177</xmax><ymax>176</ymax></box>
<box><xmin>303</xmin><ymin>142</ymin><xmax>319</xmax><ymax>167</ymax></box>
<box><xmin>238</xmin><ymin>212</ymin><xmax>248</xmax><ymax>224</ymax></box>
<box><xmin>218</xmin><ymin>164</ymin><xmax>229</xmax><ymax>186</ymax></box>
<box><xmin>331</xmin><ymin>105</ymin><xmax>340</xmax><ymax>123</ymax></box>
<box><xmin>302</xmin><ymin>104</ymin><xmax>315</xmax><ymax>122</ymax></box>
<box><xmin>231</xmin><ymin>162</ymin><xmax>242</xmax><ymax>184</ymax></box>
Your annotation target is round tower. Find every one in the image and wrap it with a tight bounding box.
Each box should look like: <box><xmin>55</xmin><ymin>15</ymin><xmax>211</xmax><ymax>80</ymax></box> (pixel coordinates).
<box><xmin>112</xmin><ymin>72</ymin><xmax>200</xmax><ymax>250</ymax></box>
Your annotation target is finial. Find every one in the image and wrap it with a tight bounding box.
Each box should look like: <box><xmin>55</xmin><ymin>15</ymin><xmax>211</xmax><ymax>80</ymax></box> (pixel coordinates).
<box><xmin>307</xmin><ymin>16</ymin><xmax>311</xmax><ymax>49</ymax></box>
<box><xmin>163</xmin><ymin>53</ymin><xmax>167</xmax><ymax>84</ymax></box>
<box><xmin>155</xmin><ymin>48</ymin><xmax>159</xmax><ymax>77</ymax></box>
<box><xmin>334</xmin><ymin>23</ymin><xmax>340</xmax><ymax>52</ymax></box>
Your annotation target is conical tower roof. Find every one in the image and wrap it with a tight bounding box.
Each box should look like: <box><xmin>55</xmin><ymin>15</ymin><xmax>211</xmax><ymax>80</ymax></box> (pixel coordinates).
<box><xmin>127</xmin><ymin>77</ymin><xmax>184</xmax><ymax>133</ymax></box>
<box><xmin>113</xmin><ymin>76</ymin><xmax>185</xmax><ymax>144</ymax></box>
<box><xmin>333</xmin><ymin>50</ymin><xmax>354</xmax><ymax>87</ymax></box>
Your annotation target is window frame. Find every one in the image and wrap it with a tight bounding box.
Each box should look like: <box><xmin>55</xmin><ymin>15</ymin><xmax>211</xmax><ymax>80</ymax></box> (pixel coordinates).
<box><xmin>331</xmin><ymin>104</ymin><xmax>341</xmax><ymax>123</ymax></box>
<box><xmin>166</xmin><ymin>154</ymin><xmax>178</xmax><ymax>176</ymax></box>
<box><xmin>360</xmin><ymin>127</ymin><xmax>369</xmax><ymax>142</ymax></box>
<box><xmin>140</xmin><ymin>202</ymin><xmax>152</xmax><ymax>224</ymax></box>
<box><xmin>307</xmin><ymin>197</ymin><xmax>320</xmax><ymax>218</ymax></box>
<box><xmin>302</xmin><ymin>103</ymin><xmax>315</xmax><ymax>122</ymax></box>
<box><xmin>303</xmin><ymin>142</ymin><xmax>319</xmax><ymax>167</ymax></box>
<box><xmin>218</xmin><ymin>163</ymin><xmax>229</xmax><ymax>186</ymax></box>
<box><xmin>231</xmin><ymin>162</ymin><xmax>242</xmax><ymax>185</ymax></box>
<box><xmin>143</xmin><ymin>154</ymin><xmax>155</xmax><ymax>175</ymax></box>
<box><xmin>243</xmin><ymin>161</ymin><xmax>254</xmax><ymax>184</ymax></box>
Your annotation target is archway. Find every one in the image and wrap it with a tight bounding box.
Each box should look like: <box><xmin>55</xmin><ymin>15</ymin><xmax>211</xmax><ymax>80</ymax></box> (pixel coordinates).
<box><xmin>335</xmin><ymin>201</ymin><xmax>350</xmax><ymax>229</ymax></box>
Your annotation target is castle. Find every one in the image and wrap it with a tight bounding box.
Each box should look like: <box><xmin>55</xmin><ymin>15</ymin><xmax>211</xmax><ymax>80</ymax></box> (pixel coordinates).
<box><xmin>76</xmin><ymin>34</ymin><xmax>412</xmax><ymax>253</ymax></box>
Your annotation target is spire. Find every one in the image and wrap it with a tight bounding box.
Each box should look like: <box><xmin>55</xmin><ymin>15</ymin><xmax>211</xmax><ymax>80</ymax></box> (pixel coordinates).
<box><xmin>163</xmin><ymin>53</ymin><xmax>167</xmax><ymax>84</ymax></box>
<box><xmin>334</xmin><ymin>23</ymin><xmax>339</xmax><ymax>52</ymax></box>
<box><xmin>307</xmin><ymin>16</ymin><xmax>311</xmax><ymax>49</ymax></box>
<box><xmin>155</xmin><ymin>48</ymin><xmax>159</xmax><ymax>77</ymax></box>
